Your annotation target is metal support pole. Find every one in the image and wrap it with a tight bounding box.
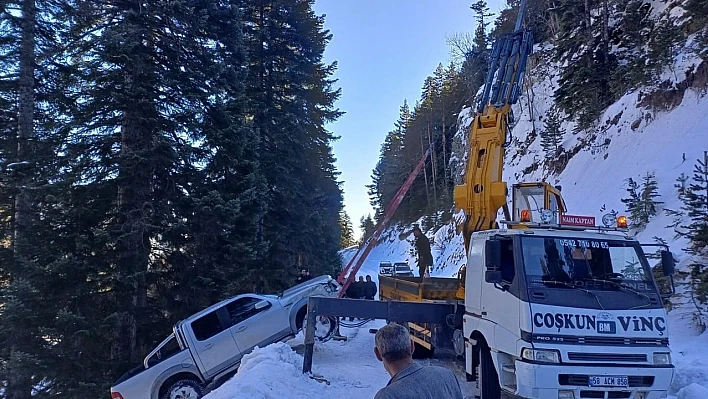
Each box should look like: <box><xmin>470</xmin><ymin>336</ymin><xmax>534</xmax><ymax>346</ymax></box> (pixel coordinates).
<box><xmin>302</xmin><ymin>298</ymin><xmax>318</xmax><ymax>374</ymax></box>
<box><xmin>301</xmin><ymin>297</ymin><xmax>456</xmax><ymax>374</ymax></box>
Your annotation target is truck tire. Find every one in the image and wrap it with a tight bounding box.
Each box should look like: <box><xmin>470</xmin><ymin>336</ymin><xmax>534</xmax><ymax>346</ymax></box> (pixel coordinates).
<box><xmin>479</xmin><ymin>346</ymin><xmax>501</xmax><ymax>399</ymax></box>
<box><xmin>164</xmin><ymin>379</ymin><xmax>204</xmax><ymax>399</ymax></box>
<box><xmin>301</xmin><ymin>314</ymin><xmax>336</xmax><ymax>341</ymax></box>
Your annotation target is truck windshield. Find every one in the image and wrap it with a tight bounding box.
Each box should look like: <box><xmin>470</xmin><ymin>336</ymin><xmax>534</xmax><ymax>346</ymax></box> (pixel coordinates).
<box><xmin>520</xmin><ymin>236</ymin><xmax>655</xmax><ymax>292</ymax></box>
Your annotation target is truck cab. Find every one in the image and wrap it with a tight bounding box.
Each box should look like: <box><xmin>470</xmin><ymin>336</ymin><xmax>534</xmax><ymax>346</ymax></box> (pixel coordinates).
<box><xmin>463</xmin><ymin>225</ymin><xmax>675</xmax><ymax>399</ymax></box>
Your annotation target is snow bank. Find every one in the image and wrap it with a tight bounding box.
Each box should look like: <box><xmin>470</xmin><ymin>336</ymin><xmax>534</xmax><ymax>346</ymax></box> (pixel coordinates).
<box><xmin>673</xmin><ymin>383</ymin><xmax>708</xmax><ymax>399</ymax></box>
<box><xmin>204</xmin><ymin>343</ymin><xmax>329</xmax><ymax>399</ymax></box>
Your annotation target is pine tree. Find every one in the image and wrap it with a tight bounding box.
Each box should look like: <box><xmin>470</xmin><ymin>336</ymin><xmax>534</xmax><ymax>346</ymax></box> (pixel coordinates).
<box><xmin>640</xmin><ymin>172</ymin><xmax>663</xmax><ymax>221</ymax></box>
<box><xmin>680</xmin><ymin>152</ymin><xmax>708</xmax><ymax>303</ymax></box>
<box><xmin>242</xmin><ymin>0</ymin><xmax>344</xmax><ymax>289</ymax></box>
<box><xmin>540</xmin><ymin>107</ymin><xmax>564</xmax><ymax>160</ymax></box>
<box><xmin>359</xmin><ymin>214</ymin><xmax>376</xmax><ymax>243</ymax></box>
<box><xmin>340</xmin><ymin>210</ymin><xmax>356</xmax><ymax>248</ymax></box>
<box><xmin>554</xmin><ymin>0</ymin><xmax>616</xmax><ymax>130</ymax></box>
<box><xmin>621</xmin><ymin>172</ymin><xmax>663</xmax><ymax>230</ymax></box>
<box><xmin>0</xmin><ymin>0</ymin><xmax>70</xmax><ymax>396</ymax></box>
<box><xmin>621</xmin><ymin>177</ymin><xmax>642</xmax><ymax>228</ymax></box>
<box><xmin>665</xmin><ymin>173</ymin><xmax>689</xmax><ymax>232</ymax></box>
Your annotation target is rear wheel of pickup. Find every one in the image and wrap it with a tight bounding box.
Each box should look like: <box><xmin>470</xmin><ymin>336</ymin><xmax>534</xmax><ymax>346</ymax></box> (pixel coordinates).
<box><xmin>479</xmin><ymin>346</ymin><xmax>501</xmax><ymax>399</ymax></box>
<box><xmin>164</xmin><ymin>379</ymin><xmax>203</xmax><ymax>399</ymax></box>
<box><xmin>300</xmin><ymin>312</ymin><xmax>336</xmax><ymax>341</ymax></box>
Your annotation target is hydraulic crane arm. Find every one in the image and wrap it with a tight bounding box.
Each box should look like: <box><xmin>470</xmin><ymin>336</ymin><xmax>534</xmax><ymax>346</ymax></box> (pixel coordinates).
<box><xmin>453</xmin><ymin>18</ymin><xmax>534</xmax><ymax>253</ymax></box>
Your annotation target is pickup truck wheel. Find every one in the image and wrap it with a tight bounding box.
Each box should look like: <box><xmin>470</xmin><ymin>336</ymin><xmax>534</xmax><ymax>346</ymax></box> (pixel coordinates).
<box><xmin>479</xmin><ymin>346</ymin><xmax>501</xmax><ymax>399</ymax></box>
<box><xmin>164</xmin><ymin>379</ymin><xmax>203</xmax><ymax>399</ymax></box>
<box><xmin>301</xmin><ymin>314</ymin><xmax>336</xmax><ymax>341</ymax></box>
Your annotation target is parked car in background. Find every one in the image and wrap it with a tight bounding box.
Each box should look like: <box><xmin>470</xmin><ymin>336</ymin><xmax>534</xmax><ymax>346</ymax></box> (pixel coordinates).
<box><xmin>379</xmin><ymin>261</ymin><xmax>393</xmax><ymax>276</ymax></box>
<box><xmin>110</xmin><ymin>275</ymin><xmax>340</xmax><ymax>399</ymax></box>
<box><xmin>393</xmin><ymin>262</ymin><xmax>414</xmax><ymax>277</ymax></box>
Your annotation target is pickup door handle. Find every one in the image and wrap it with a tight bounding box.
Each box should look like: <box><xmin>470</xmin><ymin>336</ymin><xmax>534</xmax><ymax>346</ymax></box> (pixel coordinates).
<box><xmin>204</xmin><ymin>343</ymin><xmax>214</xmax><ymax>350</ymax></box>
<box><xmin>236</xmin><ymin>325</ymin><xmax>247</xmax><ymax>333</ymax></box>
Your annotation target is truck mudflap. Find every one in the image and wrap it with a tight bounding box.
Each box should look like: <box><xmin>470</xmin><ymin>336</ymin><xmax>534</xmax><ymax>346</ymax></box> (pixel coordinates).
<box><xmin>513</xmin><ymin>360</ymin><xmax>674</xmax><ymax>399</ymax></box>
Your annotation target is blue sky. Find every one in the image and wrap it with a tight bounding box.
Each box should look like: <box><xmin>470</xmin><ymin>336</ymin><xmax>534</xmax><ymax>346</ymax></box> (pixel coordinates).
<box><xmin>312</xmin><ymin>0</ymin><xmax>505</xmax><ymax>238</ymax></box>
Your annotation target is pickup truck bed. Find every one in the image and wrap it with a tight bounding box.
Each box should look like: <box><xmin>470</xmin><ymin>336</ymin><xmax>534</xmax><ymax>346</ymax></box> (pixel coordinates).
<box><xmin>379</xmin><ymin>275</ymin><xmax>462</xmax><ymax>301</ymax></box>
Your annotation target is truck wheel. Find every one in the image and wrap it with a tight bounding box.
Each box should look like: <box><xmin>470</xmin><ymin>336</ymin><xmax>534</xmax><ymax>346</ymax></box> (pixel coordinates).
<box><xmin>453</xmin><ymin>329</ymin><xmax>465</xmax><ymax>358</ymax></box>
<box><xmin>164</xmin><ymin>379</ymin><xmax>203</xmax><ymax>399</ymax></box>
<box><xmin>301</xmin><ymin>314</ymin><xmax>336</xmax><ymax>341</ymax></box>
<box><xmin>479</xmin><ymin>346</ymin><xmax>501</xmax><ymax>399</ymax></box>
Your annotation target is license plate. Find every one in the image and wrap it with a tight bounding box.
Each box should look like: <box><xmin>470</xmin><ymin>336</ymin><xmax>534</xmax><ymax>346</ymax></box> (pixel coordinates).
<box><xmin>589</xmin><ymin>376</ymin><xmax>628</xmax><ymax>387</ymax></box>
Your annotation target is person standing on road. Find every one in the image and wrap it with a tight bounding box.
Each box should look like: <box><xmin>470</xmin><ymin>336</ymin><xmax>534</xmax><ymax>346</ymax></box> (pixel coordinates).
<box><xmin>364</xmin><ymin>275</ymin><xmax>377</xmax><ymax>300</ymax></box>
<box><xmin>413</xmin><ymin>225</ymin><xmax>433</xmax><ymax>282</ymax></box>
<box><xmin>373</xmin><ymin>323</ymin><xmax>463</xmax><ymax>399</ymax></box>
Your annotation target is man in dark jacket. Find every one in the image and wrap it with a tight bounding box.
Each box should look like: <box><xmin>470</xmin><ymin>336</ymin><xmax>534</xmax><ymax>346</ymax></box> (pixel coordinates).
<box><xmin>296</xmin><ymin>269</ymin><xmax>311</xmax><ymax>284</ymax></box>
<box><xmin>413</xmin><ymin>225</ymin><xmax>433</xmax><ymax>282</ymax></box>
<box><xmin>364</xmin><ymin>275</ymin><xmax>377</xmax><ymax>300</ymax></box>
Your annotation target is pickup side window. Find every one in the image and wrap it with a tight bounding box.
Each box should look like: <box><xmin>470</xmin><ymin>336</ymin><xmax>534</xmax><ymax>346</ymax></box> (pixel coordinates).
<box><xmin>226</xmin><ymin>297</ymin><xmax>270</xmax><ymax>325</ymax></box>
<box><xmin>146</xmin><ymin>335</ymin><xmax>181</xmax><ymax>367</ymax></box>
<box><xmin>192</xmin><ymin>310</ymin><xmax>226</xmax><ymax>341</ymax></box>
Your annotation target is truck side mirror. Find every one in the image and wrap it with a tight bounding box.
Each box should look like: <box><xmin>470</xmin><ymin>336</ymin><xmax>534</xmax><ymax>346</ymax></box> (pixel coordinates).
<box><xmin>255</xmin><ymin>300</ymin><xmax>271</xmax><ymax>311</ymax></box>
<box><xmin>661</xmin><ymin>250</ymin><xmax>675</xmax><ymax>276</ymax></box>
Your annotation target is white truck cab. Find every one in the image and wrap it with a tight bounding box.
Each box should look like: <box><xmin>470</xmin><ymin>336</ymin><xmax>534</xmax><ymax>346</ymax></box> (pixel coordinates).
<box><xmin>463</xmin><ymin>226</ymin><xmax>675</xmax><ymax>399</ymax></box>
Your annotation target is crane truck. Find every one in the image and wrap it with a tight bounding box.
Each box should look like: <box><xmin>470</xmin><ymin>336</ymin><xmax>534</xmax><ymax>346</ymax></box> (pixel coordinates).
<box><xmin>375</xmin><ymin>2</ymin><xmax>677</xmax><ymax>398</ymax></box>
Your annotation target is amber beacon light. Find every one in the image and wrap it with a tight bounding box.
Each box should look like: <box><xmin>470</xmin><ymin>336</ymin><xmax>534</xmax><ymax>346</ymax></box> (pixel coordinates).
<box><xmin>617</xmin><ymin>215</ymin><xmax>628</xmax><ymax>228</ymax></box>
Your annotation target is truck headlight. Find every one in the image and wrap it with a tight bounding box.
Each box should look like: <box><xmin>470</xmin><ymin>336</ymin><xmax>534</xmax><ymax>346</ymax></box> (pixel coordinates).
<box><xmin>652</xmin><ymin>352</ymin><xmax>671</xmax><ymax>365</ymax></box>
<box><xmin>521</xmin><ymin>348</ymin><xmax>561</xmax><ymax>363</ymax></box>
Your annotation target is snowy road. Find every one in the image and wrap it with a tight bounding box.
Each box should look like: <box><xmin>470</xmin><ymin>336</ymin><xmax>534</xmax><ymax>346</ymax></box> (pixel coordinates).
<box><xmin>289</xmin><ymin>319</ymin><xmax>484</xmax><ymax>398</ymax></box>
<box><xmin>205</xmin><ymin>318</ymin><xmax>517</xmax><ymax>399</ymax></box>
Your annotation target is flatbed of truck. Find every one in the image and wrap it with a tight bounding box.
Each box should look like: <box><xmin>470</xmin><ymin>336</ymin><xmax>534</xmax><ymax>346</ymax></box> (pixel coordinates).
<box><xmin>379</xmin><ymin>275</ymin><xmax>462</xmax><ymax>302</ymax></box>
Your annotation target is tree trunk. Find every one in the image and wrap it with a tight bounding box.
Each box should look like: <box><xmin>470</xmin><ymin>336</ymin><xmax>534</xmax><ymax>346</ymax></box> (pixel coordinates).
<box><xmin>114</xmin><ymin>5</ymin><xmax>152</xmax><ymax>364</ymax></box>
<box><xmin>420</xmin><ymin>131</ymin><xmax>430</xmax><ymax>209</ymax></box>
<box><xmin>7</xmin><ymin>1</ymin><xmax>37</xmax><ymax>398</ymax></box>
<box><xmin>441</xmin><ymin>94</ymin><xmax>448</xmax><ymax>182</ymax></box>
<box><xmin>428</xmin><ymin>123</ymin><xmax>438</xmax><ymax>209</ymax></box>
<box><xmin>14</xmin><ymin>0</ymin><xmax>36</xmax><ymax>258</ymax></box>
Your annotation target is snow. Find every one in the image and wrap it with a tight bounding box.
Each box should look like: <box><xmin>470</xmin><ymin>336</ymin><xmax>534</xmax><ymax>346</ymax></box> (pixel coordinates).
<box><xmin>205</xmin><ymin>320</ymin><xmax>478</xmax><ymax>399</ymax></box>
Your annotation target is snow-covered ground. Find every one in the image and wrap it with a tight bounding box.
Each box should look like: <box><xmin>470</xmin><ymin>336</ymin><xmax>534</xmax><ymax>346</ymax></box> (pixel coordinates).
<box><xmin>204</xmin><ymin>319</ymin><xmax>481</xmax><ymax>399</ymax></box>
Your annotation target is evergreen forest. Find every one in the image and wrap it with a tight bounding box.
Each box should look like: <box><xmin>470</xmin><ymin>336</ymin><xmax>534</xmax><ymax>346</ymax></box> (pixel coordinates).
<box><xmin>0</xmin><ymin>0</ymin><xmax>343</xmax><ymax>396</ymax></box>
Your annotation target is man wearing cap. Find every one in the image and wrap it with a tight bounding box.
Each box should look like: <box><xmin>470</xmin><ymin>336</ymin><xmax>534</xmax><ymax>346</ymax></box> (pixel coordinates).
<box><xmin>373</xmin><ymin>323</ymin><xmax>464</xmax><ymax>399</ymax></box>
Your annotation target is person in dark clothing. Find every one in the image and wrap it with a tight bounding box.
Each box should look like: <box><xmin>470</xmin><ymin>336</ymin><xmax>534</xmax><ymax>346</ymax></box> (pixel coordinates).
<box><xmin>296</xmin><ymin>269</ymin><xmax>312</xmax><ymax>284</ymax></box>
<box><xmin>344</xmin><ymin>276</ymin><xmax>362</xmax><ymax>321</ymax></box>
<box><xmin>413</xmin><ymin>225</ymin><xmax>433</xmax><ymax>282</ymax></box>
<box><xmin>356</xmin><ymin>276</ymin><xmax>366</xmax><ymax>298</ymax></box>
<box><xmin>345</xmin><ymin>276</ymin><xmax>360</xmax><ymax>299</ymax></box>
<box><xmin>364</xmin><ymin>275</ymin><xmax>377</xmax><ymax>300</ymax></box>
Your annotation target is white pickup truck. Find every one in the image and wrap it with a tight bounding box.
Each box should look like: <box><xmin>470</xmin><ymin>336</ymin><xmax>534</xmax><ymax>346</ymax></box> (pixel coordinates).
<box><xmin>110</xmin><ymin>275</ymin><xmax>340</xmax><ymax>399</ymax></box>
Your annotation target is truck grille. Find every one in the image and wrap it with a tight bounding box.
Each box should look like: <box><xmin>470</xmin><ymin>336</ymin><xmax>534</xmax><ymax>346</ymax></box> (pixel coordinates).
<box><xmin>579</xmin><ymin>392</ymin><xmax>631</xmax><ymax>398</ymax></box>
<box><xmin>567</xmin><ymin>352</ymin><xmax>647</xmax><ymax>362</ymax></box>
<box><xmin>532</xmin><ymin>334</ymin><xmax>669</xmax><ymax>346</ymax></box>
<box><xmin>559</xmin><ymin>374</ymin><xmax>654</xmax><ymax>387</ymax></box>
